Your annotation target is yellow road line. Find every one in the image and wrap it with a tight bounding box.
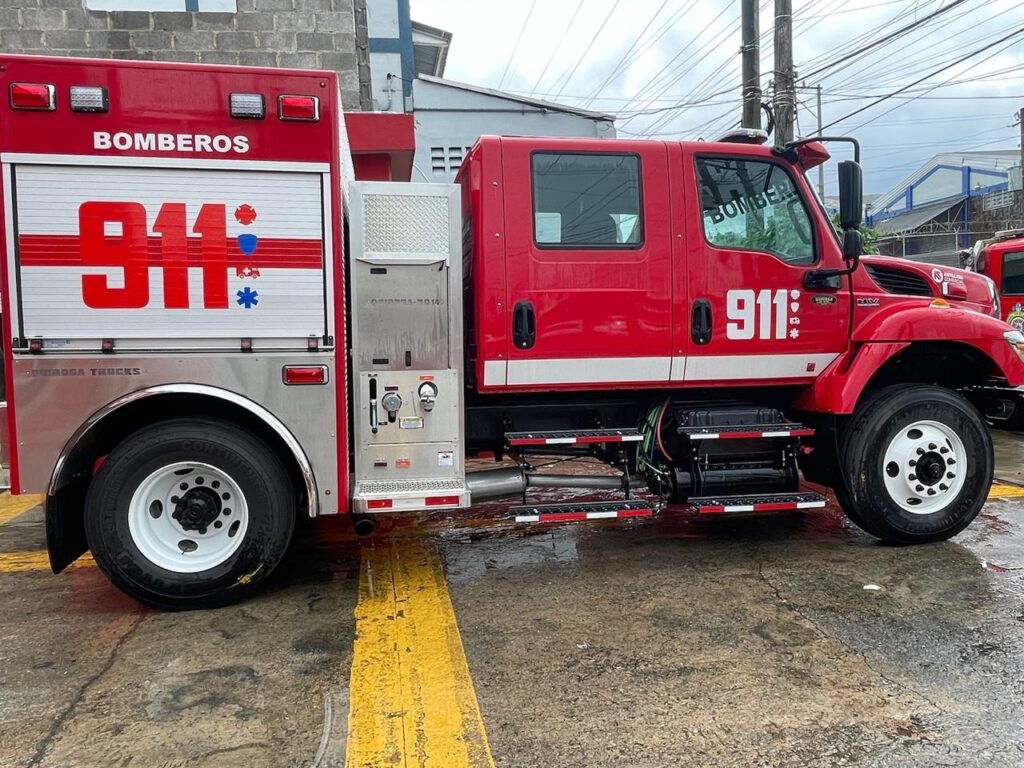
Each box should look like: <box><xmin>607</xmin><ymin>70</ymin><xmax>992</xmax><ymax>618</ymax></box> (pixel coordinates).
<box><xmin>0</xmin><ymin>493</ymin><xmax>44</xmax><ymax>525</ymax></box>
<box><xmin>345</xmin><ymin>538</ymin><xmax>496</xmax><ymax>768</ymax></box>
<box><xmin>989</xmin><ymin>484</ymin><xmax>1024</xmax><ymax>500</ymax></box>
<box><xmin>0</xmin><ymin>549</ymin><xmax>94</xmax><ymax>573</ymax></box>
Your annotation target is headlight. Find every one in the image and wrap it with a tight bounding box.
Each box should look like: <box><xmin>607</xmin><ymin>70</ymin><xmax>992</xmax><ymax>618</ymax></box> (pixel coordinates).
<box><xmin>983</xmin><ymin>275</ymin><xmax>1000</xmax><ymax>317</ymax></box>
<box><xmin>1006</xmin><ymin>330</ymin><xmax>1024</xmax><ymax>363</ymax></box>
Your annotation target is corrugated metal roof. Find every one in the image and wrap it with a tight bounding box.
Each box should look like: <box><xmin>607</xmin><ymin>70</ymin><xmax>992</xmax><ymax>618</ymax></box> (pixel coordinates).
<box><xmin>874</xmin><ymin>197</ymin><xmax>965</xmax><ymax>235</ymax></box>
<box><xmin>872</xmin><ymin>150</ymin><xmax>1018</xmax><ymax>212</ymax></box>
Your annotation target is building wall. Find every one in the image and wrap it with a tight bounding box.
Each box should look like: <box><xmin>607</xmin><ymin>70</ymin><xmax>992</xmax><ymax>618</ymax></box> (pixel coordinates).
<box><xmin>0</xmin><ymin>0</ymin><xmax>369</xmax><ymax>110</ymax></box>
<box><xmin>969</xmin><ymin>190</ymin><xmax>1024</xmax><ymax>242</ymax></box>
<box><xmin>412</xmin><ymin>78</ymin><xmax>616</xmax><ymax>182</ymax></box>
<box><xmin>364</xmin><ymin>0</ymin><xmax>409</xmax><ymax>111</ymax></box>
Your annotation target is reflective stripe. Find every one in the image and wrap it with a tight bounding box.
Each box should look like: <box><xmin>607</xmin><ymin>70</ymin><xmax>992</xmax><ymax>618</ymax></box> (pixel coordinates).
<box><xmin>487</xmin><ymin>353</ymin><xmax>839</xmax><ymax>386</ymax></box>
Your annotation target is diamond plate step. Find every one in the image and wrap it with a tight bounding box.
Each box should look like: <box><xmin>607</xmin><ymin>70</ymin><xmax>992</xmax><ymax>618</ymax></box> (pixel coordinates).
<box><xmin>679</xmin><ymin>423</ymin><xmax>814</xmax><ymax>441</ymax></box>
<box><xmin>688</xmin><ymin>491</ymin><xmax>826</xmax><ymax>514</ymax></box>
<box><xmin>506</xmin><ymin>428</ymin><xmax>643</xmax><ymax>447</ymax></box>
<box><xmin>510</xmin><ymin>499</ymin><xmax>654</xmax><ymax>524</ymax></box>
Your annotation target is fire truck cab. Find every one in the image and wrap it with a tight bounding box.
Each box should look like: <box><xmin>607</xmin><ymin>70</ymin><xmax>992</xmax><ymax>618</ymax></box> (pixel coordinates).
<box><xmin>3</xmin><ymin>55</ymin><xmax>1023</xmax><ymax>609</ymax></box>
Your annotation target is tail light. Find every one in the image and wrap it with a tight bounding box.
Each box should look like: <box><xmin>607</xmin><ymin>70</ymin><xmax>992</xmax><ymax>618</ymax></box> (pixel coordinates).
<box><xmin>282</xmin><ymin>365</ymin><xmax>328</xmax><ymax>385</ymax></box>
<box><xmin>278</xmin><ymin>94</ymin><xmax>319</xmax><ymax>122</ymax></box>
<box><xmin>9</xmin><ymin>83</ymin><xmax>55</xmax><ymax>111</ymax></box>
<box><xmin>70</xmin><ymin>86</ymin><xmax>108</xmax><ymax>113</ymax></box>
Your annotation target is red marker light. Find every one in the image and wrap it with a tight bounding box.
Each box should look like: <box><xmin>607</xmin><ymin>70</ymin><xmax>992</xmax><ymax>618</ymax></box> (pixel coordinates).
<box><xmin>278</xmin><ymin>94</ymin><xmax>319</xmax><ymax>122</ymax></box>
<box><xmin>9</xmin><ymin>83</ymin><xmax>56</xmax><ymax>111</ymax></box>
<box><xmin>282</xmin><ymin>365</ymin><xmax>328</xmax><ymax>385</ymax></box>
<box><xmin>367</xmin><ymin>499</ymin><xmax>393</xmax><ymax>510</ymax></box>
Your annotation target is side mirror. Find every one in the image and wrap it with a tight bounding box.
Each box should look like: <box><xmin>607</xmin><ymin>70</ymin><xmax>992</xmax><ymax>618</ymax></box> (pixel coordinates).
<box><xmin>843</xmin><ymin>228</ymin><xmax>863</xmax><ymax>263</ymax></box>
<box><xmin>838</xmin><ymin>160</ymin><xmax>863</xmax><ymax>230</ymax></box>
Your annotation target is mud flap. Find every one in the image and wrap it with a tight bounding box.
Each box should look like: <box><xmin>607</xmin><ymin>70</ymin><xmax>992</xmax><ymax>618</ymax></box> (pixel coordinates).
<box><xmin>45</xmin><ymin>478</ymin><xmax>90</xmax><ymax>573</ymax></box>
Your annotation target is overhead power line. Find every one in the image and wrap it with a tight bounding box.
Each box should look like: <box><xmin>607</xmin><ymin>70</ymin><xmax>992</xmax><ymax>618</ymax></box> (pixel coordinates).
<box><xmin>551</xmin><ymin>0</ymin><xmax>624</xmax><ymax>102</ymax></box>
<box><xmin>821</xmin><ymin>26</ymin><xmax>1024</xmax><ymax>131</ymax></box>
<box><xmin>498</xmin><ymin>0</ymin><xmax>539</xmax><ymax>90</ymax></box>
<box><xmin>526</xmin><ymin>0</ymin><xmax>585</xmax><ymax>97</ymax></box>
<box><xmin>801</xmin><ymin>0</ymin><xmax>969</xmax><ymax>81</ymax></box>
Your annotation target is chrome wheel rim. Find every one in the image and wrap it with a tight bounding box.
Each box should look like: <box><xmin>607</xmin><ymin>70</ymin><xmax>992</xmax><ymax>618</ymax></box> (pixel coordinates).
<box><xmin>127</xmin><ymin>461</ymin><xmax>249</xmax><ymax>573</ymax></box>
<box><xmin>882</xmin><ymin>420</ymin><xmax>966</xmax><ymax>515</ymax></box>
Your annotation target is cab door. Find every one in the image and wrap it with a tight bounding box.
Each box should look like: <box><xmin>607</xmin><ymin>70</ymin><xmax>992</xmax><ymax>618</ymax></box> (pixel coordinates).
<box><xmin>682</xmin><ymin>148</ymin><xmax>850</xmax><ymax>383</ymax></box>
<box><xmin>498</xmin><ymin>139</ymin><xmax>674</xmax><ymax>389</ymax></box>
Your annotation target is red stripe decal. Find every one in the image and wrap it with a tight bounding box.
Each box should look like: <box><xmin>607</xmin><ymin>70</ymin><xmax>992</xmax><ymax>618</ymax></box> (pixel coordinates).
<box><xmin>753</xmin><ymin>502</ymin><xmax>799</xmax><ymax>512</ymax></box>
<box><xmin>719</xmin><ymin>431</ymin><xmax>763</xmax><ymax>440</ymax></box>
<box><xmin>575</xmin><ymin>435</ymin><xmax>623</xmax><ymax>444</ymax></box>
<box><xmin>700</xmin><ymin>506</ymin><xmax>726</xmax><ymax>514</ymax></box>
<box><xmin>617</xmin><ymin>508</ymin><xmax>654</xmax><ymax>518</ymax></box>
<box><xmin>18</xmin><ymin>234</ymin><xmax>323</xmax><ymax>269</ymax></box>
<box><xmin>425</xmin><ymin>495</ymin><xmax>460</xmax><ymax>507</ymax></box>
<box><xmin>507</xmin><ymin>438</ymin><xmax>548</xmax><ymax>446</ymax></box>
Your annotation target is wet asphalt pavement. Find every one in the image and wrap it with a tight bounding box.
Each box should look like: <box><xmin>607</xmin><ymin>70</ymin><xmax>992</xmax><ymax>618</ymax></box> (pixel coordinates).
<box><xmin>1</xmin><ymin>432</ymin><xmax>1023</xmax><ymax>767</ymax></box>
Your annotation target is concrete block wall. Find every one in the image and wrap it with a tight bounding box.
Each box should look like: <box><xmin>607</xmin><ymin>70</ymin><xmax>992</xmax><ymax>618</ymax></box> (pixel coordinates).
<box><xmin>0</xmin><ymin>0</ymin><xmax>369</xmax><ymax>110</ymax></box>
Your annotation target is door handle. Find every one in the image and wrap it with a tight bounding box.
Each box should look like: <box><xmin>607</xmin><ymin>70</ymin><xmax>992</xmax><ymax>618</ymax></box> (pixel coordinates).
<box><xmin>512</xmin><ymin>300</ymin><xmax>536</xmax><ymax>349</ymax></box>
<box><xmin>691</xmin><ymin>299</ymin><xmax>712</xmax><ymax>345</ymax></box>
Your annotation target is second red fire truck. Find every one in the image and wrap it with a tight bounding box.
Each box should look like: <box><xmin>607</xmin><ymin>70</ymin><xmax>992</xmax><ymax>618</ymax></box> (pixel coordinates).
<box><xmin>2</xmin><ymin>55</ymin><xmax>1022</xmax><ymax>608</ymax></box>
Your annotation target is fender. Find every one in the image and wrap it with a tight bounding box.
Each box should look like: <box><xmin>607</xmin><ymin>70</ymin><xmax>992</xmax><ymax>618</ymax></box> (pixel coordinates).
<box><xmin>796</xmin><ymin>303</ymin><xmax>1024</xmax><ymax>414</ymax></box>
<box><xmin>45</xmin><ymin>384</ymin><xmax>321</xmax><ymax>573</ymax></box>
<box><xmin>49</xmin><ymin>383</ymin><xmax>318</xmax><ymax>512</ymax></box>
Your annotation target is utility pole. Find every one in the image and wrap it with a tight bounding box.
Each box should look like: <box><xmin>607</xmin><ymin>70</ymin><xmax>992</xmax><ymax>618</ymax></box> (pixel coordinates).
<box><xmin>1018</xmin><ymin>107</ymin><xmax>1024</xmax><ymax>228</ymax></box>
<box><xmin>741</xmin><ymin>0</ymin><xmax>761</xmax><ymax>130</ymax></box>
<box><xmin>817</xmin><ymin>84</ymin><xmax>825</xmax><ymax>198</ymax></box>
<box><xmin>773</xmin><ymin>0</ymin><xmax>795</xmax><ymax>145</ymax></box>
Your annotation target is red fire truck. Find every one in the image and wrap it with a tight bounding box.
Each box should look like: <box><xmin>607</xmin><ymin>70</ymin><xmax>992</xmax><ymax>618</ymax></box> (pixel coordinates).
<box><xmin>966</xmin><ymin>229</ymin><xmax>1024</xmax><ymax>427</ymax></box>
<box><xmin>2</xmin><ymin>55</ymin><xmax>1022</xmax><ymax>609</ymax></box>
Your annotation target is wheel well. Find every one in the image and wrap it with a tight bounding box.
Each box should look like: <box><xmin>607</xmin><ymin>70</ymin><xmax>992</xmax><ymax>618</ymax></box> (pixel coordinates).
<box><xmin>862</xmin><ymin>341</ymin><xmax>997</xmax><ymax>395</ymax></box>
<box><xmin>46</xmin><ymin>393</ymin><xmax>310</xmax><ymax>572</ymax></box>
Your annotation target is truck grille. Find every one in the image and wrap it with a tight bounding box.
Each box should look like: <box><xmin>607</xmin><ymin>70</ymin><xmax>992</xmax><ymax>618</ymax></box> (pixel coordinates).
<box><xmin>865</xmin><ymin>265</ymin><xmax>933</xmax><ymax>297</ymax></box>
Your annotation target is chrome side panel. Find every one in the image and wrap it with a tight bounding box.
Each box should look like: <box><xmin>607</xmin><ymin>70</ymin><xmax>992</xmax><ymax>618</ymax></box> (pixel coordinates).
<box><xmin>12</xmin><ymin>353</ymin><xmax>340</xmax><ymax>515</ymax></box>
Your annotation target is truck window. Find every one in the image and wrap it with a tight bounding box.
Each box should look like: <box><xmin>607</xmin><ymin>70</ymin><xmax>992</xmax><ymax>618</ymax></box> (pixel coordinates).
<box><xmin>1002</xmin><ymin>251</ymin><xmax>1024</xmax><ymax>295</ymax></box>
<box><xmin>532</xmin><ymin>153</ymin><xmax>642</xmax><ymax>248</ymax></box>
<box><xmin>696</xmin><ymin>156</ymin><xmax>816</xmax><ymax>266</ymax></box>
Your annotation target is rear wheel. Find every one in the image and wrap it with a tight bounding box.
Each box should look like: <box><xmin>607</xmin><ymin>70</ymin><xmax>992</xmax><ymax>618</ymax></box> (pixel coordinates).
<box><xmin>85</xmin><ymin>418</ymin><xmax>295</xmax><ymax>610</ymax></box>
<box><xmin>839</xmin><ymin>384</ymin><xmax>991</xmax><ymax>544</ymax></box>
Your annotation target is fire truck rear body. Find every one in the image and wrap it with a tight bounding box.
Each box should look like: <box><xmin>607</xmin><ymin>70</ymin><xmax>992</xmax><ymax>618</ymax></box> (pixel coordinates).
<box><xmin>2</xmin><ymin>54</ymin><xmax>1022</xmax><ymax>608</ymax></box>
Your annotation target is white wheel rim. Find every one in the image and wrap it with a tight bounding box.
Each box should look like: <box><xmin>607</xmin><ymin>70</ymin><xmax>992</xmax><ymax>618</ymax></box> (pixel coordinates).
<box><xmin>128</xmin><ymin>461</ymin><xmax>249</xmax><ymax>573</ymax></box>
<box><xmin>882</xmin><ymin>420</ymin><xmax>966</xmax><ymax>515</ymax></box>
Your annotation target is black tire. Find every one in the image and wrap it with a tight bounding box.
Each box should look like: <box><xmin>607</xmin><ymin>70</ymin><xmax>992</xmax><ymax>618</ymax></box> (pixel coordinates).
<box><xmin>84</xmin><ymin>418</ymin><xmax>295</xmax><ymax>610</ymax></box>
<box><xmin>839</xmin><ymin>384</ymin><xmax>992</xmax><ymax>544</ymax></box>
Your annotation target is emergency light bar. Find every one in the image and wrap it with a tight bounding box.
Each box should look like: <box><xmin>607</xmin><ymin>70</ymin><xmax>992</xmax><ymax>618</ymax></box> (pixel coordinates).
<box><xmin>278</xmin><ymin>94</ymin><xmax>319</xmax><ymax>122</ymax></box>
<box><xmin>230</xmin><ymin>92</ymin><xmax>265</xmax><ymax>119</ymax></box>
<box><xmin>9</xmin><ymin>83</ymin><xmax>55</xmax><ymax>111</ymax></box>
<box><xmin>70</xmin><ymin>86</ymin><xmax>108</xmax><ymax>113</ymax></box>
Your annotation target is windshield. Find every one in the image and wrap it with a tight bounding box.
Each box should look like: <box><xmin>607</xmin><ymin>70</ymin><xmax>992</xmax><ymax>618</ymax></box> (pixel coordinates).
<box><xmin>802</xmin><ymin>168</ymin><xmax>842</xmax><ymax>244</ymax></box>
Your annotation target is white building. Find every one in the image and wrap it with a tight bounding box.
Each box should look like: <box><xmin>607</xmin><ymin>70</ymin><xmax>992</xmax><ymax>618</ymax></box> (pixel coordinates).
<box><xmin>411</xmin><ymin>76</ymin><xmax>617</xmax><ymax>182</ymax></box>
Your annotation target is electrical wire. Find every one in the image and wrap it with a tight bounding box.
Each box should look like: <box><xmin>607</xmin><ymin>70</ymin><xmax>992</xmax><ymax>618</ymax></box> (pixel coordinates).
<box><xmin>498</xmin><ymin>0</ymin><xmax>539</xmax><ymax>90</ymax></box>
<box><xmin>550</xmin><ymin>0</ymin><xmax>624</xmax><ymax>102</ymax></box>
<box><xmin>526</xmin><ymin>0</ymin><xmax>585</xmax><ymax>98</ymax></box>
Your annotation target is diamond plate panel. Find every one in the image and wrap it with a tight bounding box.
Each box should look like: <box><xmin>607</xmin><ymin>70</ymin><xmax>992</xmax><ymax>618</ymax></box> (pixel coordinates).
<box><xmin>364</xmin><ymin>194</ymin><xmax>450</xmax><ymax>255</ymax></box>
<box><xmin>357</xmin><ymin>478</ymin><xmax>466</xmax><ymax>495</ymax></box>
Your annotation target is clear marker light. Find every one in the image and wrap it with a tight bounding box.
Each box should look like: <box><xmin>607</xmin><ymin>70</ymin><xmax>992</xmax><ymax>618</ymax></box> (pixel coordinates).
<box><xmin>230</xmin><ymin>92</ymin><xmax>265</xmax><ymax>119</ymax></box>
<box><xmin>70</xmin><ymin>86</ymin><xmax>108</xmax><ymax>113</ymax></box>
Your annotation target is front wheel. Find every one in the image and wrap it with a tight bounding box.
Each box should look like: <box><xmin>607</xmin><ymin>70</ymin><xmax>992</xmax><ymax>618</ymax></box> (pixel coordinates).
<box><xmin>84</xmin><ymin>418</ymin><xmax>295</xmax><ymax>610</ymax></box>
<box><xmin>839</xmin><ymin>384</ymin><xmax>992</xmax><ymax>544</ymax></box>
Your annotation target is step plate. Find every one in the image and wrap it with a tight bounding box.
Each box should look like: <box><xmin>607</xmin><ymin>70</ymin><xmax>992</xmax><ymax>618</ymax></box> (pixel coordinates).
<box><xmin>511</xmin><ymin>499</ymin><xmax>654</xmax><ymax>524</ymax></box>
<box><xmin>354</xmin><ymin>478</ymin><xmax>470</xmax><ymax>514</ymax></box>
<box><xmin>680</xmin><ymin>424</ymin><xmax>814</xmax><ymax>441</ymax></box>
<box><xmin>689</xmin><ymin>491</ymin><xmax>827</xmax><ymax>514</ymax></box>
<box><xmin>506</xmin><ymin>428</ymin><xmax>643</xmax><ymax>447</ymax></box>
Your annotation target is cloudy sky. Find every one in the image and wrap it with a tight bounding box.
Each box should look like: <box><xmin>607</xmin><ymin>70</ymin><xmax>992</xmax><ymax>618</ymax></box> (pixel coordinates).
<box><xmin>411</xmin><ymin>0</ymin><xmax>1024</xmax><ymax>196</ymax></box>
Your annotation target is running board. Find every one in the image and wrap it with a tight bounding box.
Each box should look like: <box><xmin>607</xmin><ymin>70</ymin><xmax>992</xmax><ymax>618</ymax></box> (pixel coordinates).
<box><xmin>679</xmin><ymin>423</ymin><xmax>814</xmax><ymax>441</ymax></box>
<box><xmin>506</xmin><ymin>428</ymin><xmax>643</xmax><ymax>446</ymax></box>
<box><xmin>688</xmin><ymin>491</ymin><xmax>827</xmax><ymax>514</ymax></box>
<box><xmin>511</xmin><ymin>499</ymin><xmax>654</xmax><ymax>523</ymax></box>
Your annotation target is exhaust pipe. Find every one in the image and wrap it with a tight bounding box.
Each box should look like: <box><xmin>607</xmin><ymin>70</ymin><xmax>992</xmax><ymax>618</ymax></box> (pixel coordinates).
<box><xmin>466</xmin><ymin>468</ymin><xmax>639</xmax><ymax>501</ymax></box>
<box><xmin>353</xmin><ymin>516</ymin><xmax>375</xmax><ymax>537</ymax></box>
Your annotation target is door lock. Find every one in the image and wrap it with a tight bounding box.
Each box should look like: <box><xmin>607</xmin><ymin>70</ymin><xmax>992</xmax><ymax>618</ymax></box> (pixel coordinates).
<box><xmin>381</xmin><ymin>391</ymin><xmax>403</xmax><ymax>422</ymax></box>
